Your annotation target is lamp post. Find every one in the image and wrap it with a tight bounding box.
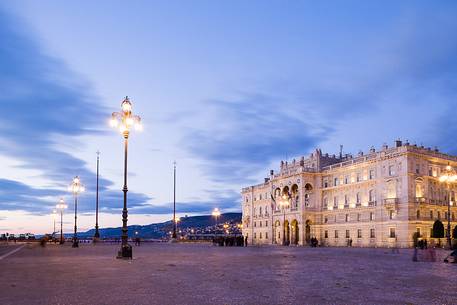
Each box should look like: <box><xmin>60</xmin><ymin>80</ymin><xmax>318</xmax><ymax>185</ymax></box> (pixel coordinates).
<box><xmin>69</xmin><ymin>176</ymin><xmax>84</xmax><ymax>248</ymax></box>
<box><xmin>212</xmin><ymin>208</ymin><xmax>221</xmax><ymax>236</ymax></box>
<box><xmin>439</xmin><ymin>164</ymin><xmax>457</xmax><ymax>249</ymax></box>
<box><xmin>280</xmin><ymin>194</ymin><xmax>290</xmax><ymax>246</ymax></box>
<box><xmin>56</xmin><ymin>199</ymin><xmax>67</xmax><ymax>244</ymax></box>
<box><xmin>172</xmin><ymin>161</ymin><xmax>177</xmax><ymax>239</ymax></box>
<box><xmin>94</xmin><ymin>151</ymin><xmax>101</xmax><ymax>241</ymax></box>
<box><xmin>110</xmin><ymin>96</ymin><xmax>142</xmax><ymax>259</ymax></box>
<box><xmin>52</xmin><ymin>210</ymin><xmax>57</xmax><ymax>238</ymax></box>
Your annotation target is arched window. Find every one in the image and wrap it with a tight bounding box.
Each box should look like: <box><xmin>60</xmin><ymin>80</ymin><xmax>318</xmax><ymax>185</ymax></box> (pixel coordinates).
<box><xmin>274</xmin><ymin>188</ymin><xmax>281</xmax><ymax>198</ymax></box>
<box><xmin>282</xmin><ymin>186</ymin><xmax>289</xmax><ymax>197</ymax></box>
<box><xmin>415</xmin><ymin>178</ymin><xmax>424</xmax><ymax>198</ymax></box>
<box><xmin>304</xmin><ymin>183</ymin><xmax>313</xmax><ymax>191</ymax></box>
<box><xmin>291</xmin><ymin>184</ymin><xmax>299</xmax><ymax>208</ymax></box>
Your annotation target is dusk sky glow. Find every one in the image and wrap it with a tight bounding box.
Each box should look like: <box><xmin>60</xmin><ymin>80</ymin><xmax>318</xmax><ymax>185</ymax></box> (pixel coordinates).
<box><xmin>1</xmin><ymin>1</ymin><xmax>457</xmax><ymax>234</ymax></box>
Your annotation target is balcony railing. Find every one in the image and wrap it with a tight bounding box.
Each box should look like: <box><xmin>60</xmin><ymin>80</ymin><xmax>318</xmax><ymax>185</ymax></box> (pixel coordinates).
<box><xmin>414</xmin><ymin>197</ymin><xmax>427</xmax><ymax>203</ymax></box>
<box><xmin>384</xmin><ymin>198</ymin><xmax>399</xmax><ymax>204</ymax></box>
<box><xmin>368</xmin><ymin>201</ymin><xmax>377</xmax><ymax>207</ymax></box>
<box><xmin>384</xmin><ymin>198</ymin><xmax>399</xmax><ymax>211</ymax></box>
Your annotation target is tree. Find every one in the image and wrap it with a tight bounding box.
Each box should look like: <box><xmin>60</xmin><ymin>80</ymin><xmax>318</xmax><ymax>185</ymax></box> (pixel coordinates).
<box><xmin>432</xmin><ymin>220</ymin><xmax>444</xmax><ymax>238</ymax></box>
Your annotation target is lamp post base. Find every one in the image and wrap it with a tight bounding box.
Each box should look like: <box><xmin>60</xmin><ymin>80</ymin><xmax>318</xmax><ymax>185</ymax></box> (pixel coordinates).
<box><xmin>117</xmin><ymin>244</ymin><xmax>132</xmax><ymax>259</ymax></box>
<box><xmin>93</xmin><ymin>230</ymin><xmax>100</xmax><ymax>243</ymax></box>
<box><xmin>94</xmin><ymin>231</ymin><xmax>100</xmax><ymax>239</ymax></box>
<box><xmin>72</xmin><ymin>240</ymin><xmax>79</xmax><ymax>248</ymax></box>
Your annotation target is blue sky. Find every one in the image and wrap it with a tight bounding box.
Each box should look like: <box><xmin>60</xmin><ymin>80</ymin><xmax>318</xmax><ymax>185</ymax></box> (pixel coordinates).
<box><xmin>1</xmin><ymin>1</ymin><xmax>456</xmax><ymax>234</ymax></box>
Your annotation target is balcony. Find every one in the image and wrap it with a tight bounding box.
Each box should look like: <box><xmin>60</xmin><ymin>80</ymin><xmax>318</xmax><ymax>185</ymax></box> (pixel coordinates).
<box><xmin>414</xmin><ymin>197</ymin><xmax>427</xmax><ymax>203</ymax></box>
<box><xmin>383</xmin><ymin>198</ymin><xmax>399</xmax><ymax>211</ymax></box>
<box><xmin>355</xmin><ymin>203</ymin><xmax>362</xmax><ymax>208</ymax></box>
<box><xmin>414</xmin><ymin>197</ymin><xmax>428</xmax><ymax>207</ymax></box>
<box><xmin>368</xmin><ymin>201</ymin><xmax>377</xmax><ymax>207</ymax></box>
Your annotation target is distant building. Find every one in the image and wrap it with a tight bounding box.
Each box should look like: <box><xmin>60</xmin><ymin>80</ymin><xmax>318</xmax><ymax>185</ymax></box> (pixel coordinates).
<box><xmin>241</xmin><ymin>140</ymin><xmax>457</xmax><ymax>248</ymax></box>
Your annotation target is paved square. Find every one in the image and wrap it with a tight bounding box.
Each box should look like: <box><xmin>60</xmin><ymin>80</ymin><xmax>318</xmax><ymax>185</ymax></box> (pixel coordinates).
<box><xmin>0</xmin><ymin>243</ymin><xmax>456</xmax><ymax>305</ymax></box>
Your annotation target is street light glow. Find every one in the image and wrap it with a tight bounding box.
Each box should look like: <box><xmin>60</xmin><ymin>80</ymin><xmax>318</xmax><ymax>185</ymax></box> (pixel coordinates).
<box><xmin>69</xmin><ymin>176</ymin><xmax>85</xmax><ymax>194</ymax></box>
<box><xmin>212</xmin><ymin>208</ymin><xmax>221</xmax><ymax>217</ymax></box>
<box><xmin>111</xmin><ymin>96</ymin><xmax>142</xmax><ymax>137</ymax></box>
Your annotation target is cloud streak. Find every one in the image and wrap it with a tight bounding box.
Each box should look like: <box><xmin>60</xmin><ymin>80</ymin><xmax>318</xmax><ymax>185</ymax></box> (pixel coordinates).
<box><xmin>0</xmin><ymin>7</ymin><xmax>150</xmax><ymax>214</ymax></box>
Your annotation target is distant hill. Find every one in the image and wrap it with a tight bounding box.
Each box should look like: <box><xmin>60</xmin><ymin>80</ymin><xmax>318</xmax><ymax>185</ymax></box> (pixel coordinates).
<box><xmin>80</xmin><ymin>212</ymin><xmax>241</xmax><ymax>239</ymax></box>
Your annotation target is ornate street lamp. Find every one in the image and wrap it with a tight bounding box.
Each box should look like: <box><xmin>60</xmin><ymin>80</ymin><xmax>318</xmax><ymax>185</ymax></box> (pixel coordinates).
<box><xmin>56</xmin><ymin>199</ymin><xmax>68</xmax><ymax>244</ymax></box>
<box><xmin>439</xmin><ymin>164</ymin><xmax>457</xmax><ymax>249</ymax></box>
<box><xmin>212</xmin><ymin>208</ymin><xmax>221</xmax><ymax>235</ymax></box>
<box><xmin>280</xmin><ymin>194</ymin><xmax>290</xmax><ymax>246</ymax></box>
<box><xmin>110</xmin><ymin>96</ymin><xmax>142</xmax><ymax>259</ymax></box>
<box><xmin>69</xmin><ymin>176</ymin><xmax>85</xmax><ymax>248</ymax></box>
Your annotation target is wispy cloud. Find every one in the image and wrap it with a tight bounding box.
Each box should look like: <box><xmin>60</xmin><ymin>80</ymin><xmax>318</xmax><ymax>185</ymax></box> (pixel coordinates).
<box><xmin>0</xmin><ymin>7</ymin><xmax>150</xmax><ymax>214</ymax></box>
<box><xmin>179</xmin><ymin>5</ymin><xmax>457</xmax><ymax>190</ymax></box>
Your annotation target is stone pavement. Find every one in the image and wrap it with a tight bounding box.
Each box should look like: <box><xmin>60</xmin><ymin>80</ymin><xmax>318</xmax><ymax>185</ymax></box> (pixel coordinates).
<box><xmin>0</xmin><ymin>243</ymin><xmax>456</xmax><ymax>305</ymax></box>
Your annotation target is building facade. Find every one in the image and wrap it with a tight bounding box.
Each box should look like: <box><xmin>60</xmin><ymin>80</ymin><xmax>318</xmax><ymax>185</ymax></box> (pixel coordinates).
<box><xmin>241</xmin><ymin>140</ymin><xmax>457</xmax><ymax>248</ymax></box>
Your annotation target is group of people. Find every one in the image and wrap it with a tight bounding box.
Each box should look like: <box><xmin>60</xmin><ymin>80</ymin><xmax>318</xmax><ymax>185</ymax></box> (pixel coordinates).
<box><xmin>309</xmin><ymin>237</ymin><xmax>319</xmax><ymax>247</ymax></box>
<box><xmin>213</xmin><ymin>236</ymin><xmax>247</xmax><ymax>247</ymax></box>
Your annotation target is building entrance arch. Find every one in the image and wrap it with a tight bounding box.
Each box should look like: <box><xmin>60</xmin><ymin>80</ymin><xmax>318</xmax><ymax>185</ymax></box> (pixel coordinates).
<box><xmin>291</xmin><ymin>219</ymin><xmax>299</xmax><ymax>245</ymax></box>
<box><xmin>305</xmin><ymin>220</ymin><xmax>311</xmax><ymax>245</ymax></box>
<box><xmin>283</xmin><ymin>220</ymin><xmax>290</xmax><ymax>246</ymax></box>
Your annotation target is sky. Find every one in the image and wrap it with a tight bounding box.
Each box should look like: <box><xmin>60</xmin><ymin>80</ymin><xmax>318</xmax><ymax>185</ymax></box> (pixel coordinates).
<box><xmin>1</xmin><ymin>1</ymin><xmax>457</xmax><ymax>234</ymax></box>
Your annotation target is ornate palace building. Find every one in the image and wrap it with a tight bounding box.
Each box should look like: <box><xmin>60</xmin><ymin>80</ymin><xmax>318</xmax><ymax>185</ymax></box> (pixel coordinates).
<box><xmin>241</xmin><ymin>140</ymin><xmax>457</xmax><ymax>248</ymax></box>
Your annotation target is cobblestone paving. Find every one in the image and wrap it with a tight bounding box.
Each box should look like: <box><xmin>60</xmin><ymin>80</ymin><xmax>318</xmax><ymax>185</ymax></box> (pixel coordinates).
<box><xmin>0</xmin><ymin>243</ymin><xmax>456</xmax><ymax>305</ymax></box>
